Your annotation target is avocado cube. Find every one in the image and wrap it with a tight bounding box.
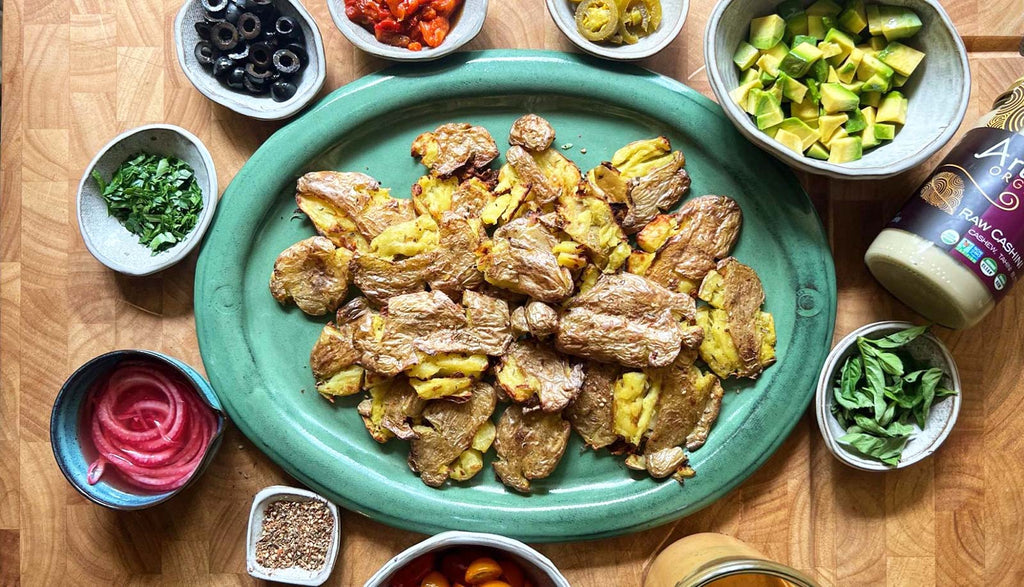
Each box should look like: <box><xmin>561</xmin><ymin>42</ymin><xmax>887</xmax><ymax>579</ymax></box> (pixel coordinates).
<box><xmin>828</xmin><ymin>136</ymin><xmax>863</xmax><ymax>163</ymax></box>
<box><xmin>730</xmin><ymin>78</ymin><xmax>764</xmax><ymax>106</ymax></box>
<box><xmin>825</xmin><ymin>127</ymin><xmax>850</xmax><ymax>148</ymax></box>
<box><xmin>767</xmin><ymin>82</ymin><xmax>785</xmax><ymax>103</ymax></box>
<box><xmin>845</xmin><ymin>107</ymin><xmax>868</xmax><ymax>133</ymax></box>
<box><xmin>824</xmin><ymin>28</ymin><xmax>857</xmax><ymax>52</ymax></box>
<box><xmin>877</xmin><ymin>90</ymin><xmax>908</xmax><ymax>124</ymax></box>
<box><xmin>765</xmin><ymin>41</ymin><xmax>791</xmax><ymax>60</ymax></box>
<box><xmin>819</xmin><ymin>112</ymin><xmax>850</xmax><ymax>140</ymax></box>
<box><xmin>778</xmin><ymin>0</ymin><xmax>806</xmax><ymax>19</ymax></box>
<box><xmin>838</xmin><ymin>0</ymin><xmax>868</xmax><ymax>34</ymax></box>
<box><xmin>775</xmin><ymin>128</ymin><xmax>806</xmax><ymax>154</ymax></box>
<box><xmin>792</xmin><ymin>96</ymin><xmax>820</xmax><ymax>121</ymax></box>
<box><xmin>868</xmin><ymin>35</ymin><xmax>887</xmax><ymax>51</ymax></box>
<box><xmin>751</xmin><ymin>14</ymin><xmax>787</xmax><ymax>49</ymax></box>
<box><xmin>841</xmin><ymin>81</ymin><xmax>865</xmax><ymax>94</ymax></box>
<box><xmin>893</xmin><ymin>73</ymin><xmax>909</xmax><ymax>88</ymax></box>
<box><xmin>745</xmin><ymin>88</ymin><xmax>765</xmax><ymax>115</ymax></box>
<box><xmin>779</xmin><ymin>117</ymin><xmax>822</xmax><ymax>150</ymax></box>
<box><xmin>756</xmin><ymin>53</ymin><xmax>782</xmax><ymax>77</ymax></box>
<box><xmin>877</xmin><ymin>41</ymin><xmax>925</xmax><ymax>77</ymax></box>
<box><xmin>786</xmin><ymin>14</ymin><xmax>810</xmax><ymax>40</ymax></box>
<box><xmin>807</xmin><ymin>15</ymin><xmax>828</xmax><ymax>40</ymax></box>
<box><xmin>856</xmin><ymin>53</ymin><xmax>895</xmax><ymax>82</ymax></box>
<box><xmin>879</xmin><ymin>5</ymin><xmax>923</xmax><ymax>41</ymax></box>
<box><xmin>755</xmin><ymin>91</ymin><xmax>785</xmax><ymax>129</ymax></box>
<box><xmin>807</xmin><ymin>142</ymin><xmax>831</xmax><ymax>160</ymax></box>
<box><xmin>779</xmin><ymin>73</ymin><xmax>810</xmax><ymax>103</ymax></box>
<box><xmin>866</xmin><ymin>4</ymin><xmax>882</xmax><ymax>36</ymax></box>
<box><xmin>760</xmin><ymin>70</ymin><xmax>778</xmax><ymax>86</ymax></box>
<box><xmin>795</xmin><ymin>35</ymin><xmax>819</xmax><ymax>47</ymax></box>
<box><xmin>827</xmin><ymin>66</ymin><xmax>841</xmax><ymax>83</ymax></box>
<box><xmin>807</xmin><ymin>0</ymin><xmax>843</xmax><ymax>17</ymax></box>
<box><xmin>821</xmin><ymin>83</ymin><xmax>860</xmax><ymax>113</ymax></box>
<box><xmin>861</xmin><ymin>74</ymin><xmax>890</xmax><ymax>93</ymax></box>
<box><xmin>740</xmin><ymin>67</ymin><xmax>760</xmax><ymax>85</ymax></box>
<box><xmin>733</xmin><ymin>42</ymin><xmax>761</xmax><ymax>71</ymax></box>
<box><xmin>807</xmin><ymin>78</ymin><xmax>822</xmax><ymax>102</ymax></box>
<box><xmin>818</xmin><ymin>41</ymin><xmax>843</xmax><ymax>59</ymax></box>
<box><xmin>780</xmin><ymin>42</ymin><xmax>824</xmax><ymax>77</ymax></box>
<box><xmin>874</xmin><ymin>122</ymin><xmax>896</xmax><ymax>140</ymax></box>
<box><xmin>809</xmin><ymin>59</ymin><xmax>830</xmax><ymax>83</ymax></box>
<box><xmin>860</xmin><ymin>90</ymin><xmax>882</xmax><ymax>107</ymax></box>
<box><xmin>860</xmin><ymin>106</ymin><xmax>880</xmax><ymax>147</ymax></box>
<box><xmin>836</xmin><ymin>52</ymin><xmax>862</xmax><ymax>83</ymax></box>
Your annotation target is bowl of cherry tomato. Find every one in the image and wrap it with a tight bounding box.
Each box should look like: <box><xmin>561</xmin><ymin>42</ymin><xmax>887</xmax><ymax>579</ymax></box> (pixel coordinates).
<box><xmin>366</xmin><ymin>531</ymin><xmax>570</xmax><ymax>587</ymax></box>
<box><xmin>328</xmin><ymin>0</ymin><xmax>488</xmax><ymax>61</ymax></box>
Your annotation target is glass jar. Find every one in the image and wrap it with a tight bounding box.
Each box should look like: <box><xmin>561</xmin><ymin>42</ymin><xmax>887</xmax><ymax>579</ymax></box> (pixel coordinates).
<box><xmin>865</xmin><ymin>75</ymin><xmax>1024</xmax><ymax>329</ymax></box>
<box><xmin>643</xmin><ymin>533</ymin><xmax>818</xmax><ymax>587</ymax></box>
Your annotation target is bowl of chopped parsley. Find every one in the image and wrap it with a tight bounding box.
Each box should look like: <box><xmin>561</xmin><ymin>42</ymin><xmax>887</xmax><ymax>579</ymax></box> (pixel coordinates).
<box><xmin>815</xmin><ymin>321</ymin><xmax>961</xmax><ymax>471</ymax></box>
<box><xmin>77</xmin><ymin>124</ymin><xmax>218</xmax><ymax>276</ymax></box>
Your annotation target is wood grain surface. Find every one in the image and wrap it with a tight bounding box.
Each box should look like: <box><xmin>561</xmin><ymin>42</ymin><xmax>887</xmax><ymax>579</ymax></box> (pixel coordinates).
<box><xmin>2</xmin><ymin>0</ymin><xmax>1023</xmax><ymax>585</ymax></box>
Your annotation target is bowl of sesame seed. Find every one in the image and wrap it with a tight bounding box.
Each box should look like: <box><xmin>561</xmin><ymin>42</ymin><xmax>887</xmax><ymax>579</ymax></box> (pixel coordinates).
<box><xmin>246</xmin><ymin>485</ymin><xmax>340</xmax><ymax>586</ymax></box>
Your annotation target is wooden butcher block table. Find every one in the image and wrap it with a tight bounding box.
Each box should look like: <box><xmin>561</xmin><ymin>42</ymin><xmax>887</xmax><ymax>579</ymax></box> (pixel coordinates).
<box><xmin>1</xmin><ymin>0</ymin><xmax>1022</xmax><ymax>584</ymax></box>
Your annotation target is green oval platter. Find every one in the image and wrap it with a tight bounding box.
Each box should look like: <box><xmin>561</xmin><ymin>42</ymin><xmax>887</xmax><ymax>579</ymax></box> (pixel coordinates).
<box><xmin>194</xmin><ymin>50</ymin><xmax>836</xmax><ymax>542</ymax></box>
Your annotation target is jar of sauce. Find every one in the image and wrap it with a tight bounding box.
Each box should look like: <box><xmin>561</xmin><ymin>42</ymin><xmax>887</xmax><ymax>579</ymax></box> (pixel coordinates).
<box><xmin>865</xmin><ymin>75</ymin><xmax>1024</xmax><ymax>328</ymax></box>
<box><xmin>643</xmin><ymin>533</ymin><xmax>817</xmax><ymax>587</ymax></box>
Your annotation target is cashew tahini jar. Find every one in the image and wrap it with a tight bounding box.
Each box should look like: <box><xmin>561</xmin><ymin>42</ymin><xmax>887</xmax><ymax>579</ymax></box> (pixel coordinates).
<box><xmin>866</xmin><ymin>75</ymin><xmax>1024</xmax><ymax>329</ymax></box>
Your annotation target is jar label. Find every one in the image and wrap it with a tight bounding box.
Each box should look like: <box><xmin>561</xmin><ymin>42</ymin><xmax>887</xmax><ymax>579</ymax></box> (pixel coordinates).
<box><xmin>889</xmin><ymin>127</ymin><xmax>1024</xmax><ymax>301</ymax></box>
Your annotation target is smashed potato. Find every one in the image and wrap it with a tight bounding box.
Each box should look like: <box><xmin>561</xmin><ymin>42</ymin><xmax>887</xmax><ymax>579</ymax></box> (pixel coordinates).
<box><xmin>357</xmin><ymin>376</ymin><xmax>425</xmax><ymax>442</ymax></box>
<box><xmin>476</xmin><ymin>217</ymin><xmax>575</xmax><ymax>303</ymax></box>
<box><xmin>612</xmin><ymin>371</ymin><xmax>661</xmax><ymax>446</ymax></box>
<box><xmin>494</xmin><ymin>340</ymin><xmax>584</xmax><ymax>412</ymax></box>
<box><xmin>296</xmin><ymin>171</ymin><xmax>414</xmax><ymax>250</ymax></box>
<box><xmin>696</xmin><ymin>258</ymin><xmax>776</xmax><ymax>378</ymax></box>
<box><xmin>369</xmin><ymin>214</ymin><xmax>439</xmax><ymax>260</ymax></box>
<box><xmin>493</xmin><ymin>406</ymin><xmax>571</xmax><ymax>493</ymax></box>
<box><xmin>408</xmin><ymin>382</ymin><xmax>496</xmax><ymax>487</ymax></box>
<box><xmin>412</xmin><ymin>123</ymin><xmax>499</xmax><ymax>178</ymax></box>
<box><xmin>509</xmin><ymin>114</ymin><xmax>556</xmax><ymax>152</ymax></box>
<box><xmin>554</xmin><ymin>194</ymin><xmax>631</xmax><ymax>270</ymax></box>
<box><xmin>411</xmin><ymin>175</ymin><xmax>458</xmax><ymax>221</ymax></box>
<box><xmin>270</xmin><ymin>236</ymin><xmax>353</xmax><ymax>316</ymax></box>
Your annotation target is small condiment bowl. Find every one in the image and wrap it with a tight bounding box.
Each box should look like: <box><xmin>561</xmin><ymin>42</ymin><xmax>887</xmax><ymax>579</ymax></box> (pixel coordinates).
<box><xmin>246</xmin><ymin>486</ymin><xmax>341</xmax><ymax>586</ymax></box>
<box><xmin>77</xmin><ymin>124</ymin><xmax>218</xmax><ymax>276</ymax></box>
<box><xmin>365</xmin><ymin>531</ymin><xmax>571</xmax><ymax>587</ymax></box>
<box><xmin>50</xmin><ymin>349</ymin><xmax>226</xmax><ymax>510</ymax></box>
<box><xmin>704</xmin><ymin>0</ymin><xmax>970</xmax><ymax>179</ymax></box>
<box><xmin>174</xmin><ymin>0</ymin><xmax>327</xmax><ymax>119</ymax></box>
<box><xmin>327</xmin><ymin>0</ymin><xmax>488</xmax><ymax>62</ymax></box>
<box><xmin>815</xmin><ymin>321</ymin><xmax>961</xmax><ymax>471</ymax></box>
<box><xmin>547</xmin><ymin>0</ymin><xmax>689</xmax><ymax>61</ymax></box>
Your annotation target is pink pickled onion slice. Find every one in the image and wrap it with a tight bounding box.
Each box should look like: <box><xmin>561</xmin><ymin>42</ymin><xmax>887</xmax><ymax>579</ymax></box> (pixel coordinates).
<box><xmin>84</xmin><ymin>361</ymin><xmax>216</xmax><ymax>492</ymax></box>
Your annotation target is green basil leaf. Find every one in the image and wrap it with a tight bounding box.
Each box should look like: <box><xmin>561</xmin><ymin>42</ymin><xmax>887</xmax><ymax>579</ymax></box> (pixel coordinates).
<box><xmin>866</xmin><ymin>325</ymin><xmax>930</xmax><ymax>349</ymax></box>
<box><xmin>858</xmin><ymin>339</ymin><xmax>887</xmax><ymax>419</ymax></box>
<box><xmin>837</xmin><ymin>431</ymin><xmax>909</xmax><ymax>466</ymax></box>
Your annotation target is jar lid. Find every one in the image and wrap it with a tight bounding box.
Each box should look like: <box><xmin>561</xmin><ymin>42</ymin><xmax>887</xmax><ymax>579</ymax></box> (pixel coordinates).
<box><xmin>988</xmin><ymin>75</ymin><xmax>1024</xmax><ymax>132</ymax></box>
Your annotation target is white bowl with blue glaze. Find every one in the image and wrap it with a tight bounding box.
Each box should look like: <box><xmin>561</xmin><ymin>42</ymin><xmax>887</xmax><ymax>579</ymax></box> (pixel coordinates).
<box><xmin>50</xmin><ymin>349</ymin><xmax>226</xmax><ymax>510</ymax></box>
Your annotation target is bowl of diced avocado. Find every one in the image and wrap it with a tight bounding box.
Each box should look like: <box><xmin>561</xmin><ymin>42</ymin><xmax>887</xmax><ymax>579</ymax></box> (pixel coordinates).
<box><xmin>704</xmin><ymin>0</ymin><xmax>969</xmax><ymax>179</ymax></box>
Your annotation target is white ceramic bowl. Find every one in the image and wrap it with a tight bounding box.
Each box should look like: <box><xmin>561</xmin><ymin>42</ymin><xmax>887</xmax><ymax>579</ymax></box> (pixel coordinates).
<box><xmin>704</xmin><ymin>0</ymin><xmax>970</xmax><ymax>179</ymax></box>
<box><xmin>246</xmin><ymin>485</ymin><xmax>341</xmax><ymax>586</ymax></box>
<box><xmin>365</xmin><ymin>531</ymin><xmax>570</xmax><ymax>587</ymax></box>
<box><xmin>328</xmin><ymin>0</ymin><xmax>488</xmax><ymax>62</ymax></box>
<box><xmin>815</xmin><ymin>321</ymin><xmax>961</xmax><ymax>471</ymax></box>
<box><xmin>547</xmin><ymin>0</ymin><xmax>689</xmax><ymax>61</ymax></box>
<box><xmin>173</xmin><ymin>0</ymin><xmax>327</xmax><ymax>120</ymax></box>
<box><xmin>77</xmin><ymin>124</ymin><xmax>218</xmax><ymax>276</ymax></box>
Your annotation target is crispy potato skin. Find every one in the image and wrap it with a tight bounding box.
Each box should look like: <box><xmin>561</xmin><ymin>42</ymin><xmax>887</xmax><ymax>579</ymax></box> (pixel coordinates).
<box><xmin>270</xmin><ymin>236</ymin><xmax>353</xmax><ymax>316</ymax></box>
<box><xmin>565</xmin><ymin>361</ymin><xmax>621</xmax><ymax>449</ymax></box>
<box><xmin>408</xmin><ymin>382</ymin><xmax>497</xmax><ymax>487</ymax></box>
<box><xmin>357</xmin><ymin>377</ymin><xmax>425</xmax><ymax>442</ymax></box>
<box><xmin>477</xmin><ymin>216</ymin><xmax>575</xmax><ymax>303</ymax></box>
<box><xmin>509</xmin><ymin>114</ymin><xmax>556</xmax><ymax>152</ymax></box>
<box><xmin>411</xmin><ymin>123</ymin><xmax>499</xmax><ymax>178</ymax></box>
<box><xmin>493</xmin><ymin>405</ymin><xmax>571</xmax><ymax>493</ymax></box>
<box><xmin>494</xmin><ymin>340</ymin><xmax>584</xmax><ymax>412</ymax></box>
<box><xmin>620</xmin><ymin>151</ymin><xmax>691</xmax><ymax>234</ymax></box>
<box><xmin>646</xmin><ymin>195</ymin><xmax>742</xmax><ymax>293</ymax></box>
<box><xmin>296</xmin><ymin>171</ymin><xmax>414</xmax><ymax>249</ymax></box>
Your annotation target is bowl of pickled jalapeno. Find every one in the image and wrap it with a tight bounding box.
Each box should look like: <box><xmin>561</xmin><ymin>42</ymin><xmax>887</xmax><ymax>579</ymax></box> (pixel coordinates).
<box><xmin>174</xmin><ymin>0</ymin><xmax>327</xmax><ymax>120</ymax></box>
<box><xmin>547</xmin><ymin>0</ymin><xmax>688</xmax><ymax>60</ymax></box>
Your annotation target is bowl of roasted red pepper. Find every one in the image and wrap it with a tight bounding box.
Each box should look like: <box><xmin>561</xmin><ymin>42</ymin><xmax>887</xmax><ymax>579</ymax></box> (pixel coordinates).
<box><xmin>328</xmin><ymin>0</ymin><xmax>487</xmax><ymax>61</ymax></box>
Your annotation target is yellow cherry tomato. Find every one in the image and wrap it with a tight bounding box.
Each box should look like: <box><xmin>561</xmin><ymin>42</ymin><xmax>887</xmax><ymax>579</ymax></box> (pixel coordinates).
<box><xmin>422</xmin><ymin>571</ymin><xmax>451</xmax><ymax>587</ymax></box>
<box><xmin>465</xmin><ymin>557</ymin><xmax>503</xmax><ymax>585</ymax></box>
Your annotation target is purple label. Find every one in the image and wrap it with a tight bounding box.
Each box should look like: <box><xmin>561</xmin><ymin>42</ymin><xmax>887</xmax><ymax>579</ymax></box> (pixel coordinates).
<box><xmin>890</xmin><ymin>128</ymin><xmax>1024</xmax><ymax>300</ymax></box>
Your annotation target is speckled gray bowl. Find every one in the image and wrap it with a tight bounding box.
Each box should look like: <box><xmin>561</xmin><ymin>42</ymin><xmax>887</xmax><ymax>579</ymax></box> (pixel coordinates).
<box><xmin>704</xmin><ymin>0</ymin><xmax>970</xmax><ymax>179</ymax></box>
<box><xmin>815</xmin><ymin>321</ymin><xmax>961</xmax><ymax>471</ymax></box>
<box><xmin>174</xmin><ymin>0</ymin><xmax>327</xmax><ymax>120</ymax></box>
<box><xmin>547</xmin><ymin>0</ymin><xmax>689</xmax><ymax>61</ymax></box>
<box><xmin>327</xmin><ymin>0</ymin><xmax>487</xmax><ymax>62</ymax></box>
<box><xmin>77</xmin><ymin>124</ymin><xmax>218</xmax><ymax>276</ymax></box>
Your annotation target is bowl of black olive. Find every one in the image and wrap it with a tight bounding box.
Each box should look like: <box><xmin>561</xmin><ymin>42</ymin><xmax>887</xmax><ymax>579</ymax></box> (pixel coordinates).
<box><xmin>174</xmin><ymin>0</ymin><xmax>326</xmax><ymax>120</ymax></box>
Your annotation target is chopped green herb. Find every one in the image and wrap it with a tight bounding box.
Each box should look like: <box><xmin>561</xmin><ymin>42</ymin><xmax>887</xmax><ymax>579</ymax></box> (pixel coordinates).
<box><xmin>91</xmin><ymin>153</ymin><xmax>204</xmax><ymax>254</ymax></box>
<box><xmin>830</xmin><ymin>324</ymin><xmax>957</xmax><ymax>466</ymax></box>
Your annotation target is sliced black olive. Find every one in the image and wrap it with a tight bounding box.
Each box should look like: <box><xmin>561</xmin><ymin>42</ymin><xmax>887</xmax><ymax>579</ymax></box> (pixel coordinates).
<box><xmin>194</xmin><ymin>20</ymin><xmax>213</xmax><ymax>40</ymax></box>
<box><xmin>224</xmin><ymin>2</ymin><xmax>243</xmax><ymax>24</ymax></box>
<box><xmin>275</xmin><ymin>16</ymin><xmax>298</xmax><ymax>39</ymax></box>
<box><xmin>249</xmin><ymin>42</ymin><xmax>274</xmax><ymax>68</ymax></box>
<box><xmin>245</xmin><ymin>62</ymin><xmax>274</xmax><ymax>81</ymax></box>
<box><xmin>237</xmin><ymin>12</ymin><xmax>261</xmax><ymax>40</ymax></box>
<box><xmin>213</xmin><ymin>56</ymin><xmax>235</xmax><ymax>78</ymax></box>
<box><xmin>194</xmin><ymin>40</ymin><xmax>216</xmax><ymax>66</ymax></box>
<box><xmin>227</xmin><ymin>43</ymin><xmax>250</xmax><ymax>62</ymax></box>
<box><xmin>271</xmin><ymin>80</ymin><xmax>297</xmax><ymax>102</ymax></box>
<box><xmin>226</xmin><ymin>66</ymin><xmax>246</xmax><ymax>89</ymax></box>
<box><xmin>202</xmin><ymin>0</ymin><xmax>229</xmax><ymax>14</ymax></box>
<box><xmin>243</xmin><ymin>75</ymin><xmax>269</xmax><ymax>94</ymax></box>
<box><xmin>233</xmin><ymin>0</ymin><xmax>257</xmax><ymax>11</ymax></box>
<box><xmin>272</xmin><ymin>49</ymin><xmax>300</xmax><ymax>75</ymax></box>
<box><xmin>211</xmin><ymin>21</ymin><xmax>240</xmax><ymax>51</ymax></box>
<box><xmin>284</xmin><ymin>42</ymin><xmax>308</xmax><ymax>65</ymax></box>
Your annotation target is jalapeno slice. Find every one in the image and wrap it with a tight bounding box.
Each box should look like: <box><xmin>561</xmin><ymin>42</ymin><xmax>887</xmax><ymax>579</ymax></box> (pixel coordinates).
<box><xmin>612</xmin><ymin>0</ymin><xmax>661</xmax><ymax>44</ymax></box>
<box><xmin>574</xmin><ymin>0</ymin><xmax>620</xmax><ymax>42</ymax></box>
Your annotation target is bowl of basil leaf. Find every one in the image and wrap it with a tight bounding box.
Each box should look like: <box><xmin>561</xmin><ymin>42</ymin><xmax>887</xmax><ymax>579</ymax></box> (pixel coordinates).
<box><xmin>77</xmin><ymin>124</ymin><xmax>218</xmax><ymax>276</ymax></box>
<box><xmin>816</xmin><ymin>321</ymin><xmax>961</xmax><ymax>471</ymax></box>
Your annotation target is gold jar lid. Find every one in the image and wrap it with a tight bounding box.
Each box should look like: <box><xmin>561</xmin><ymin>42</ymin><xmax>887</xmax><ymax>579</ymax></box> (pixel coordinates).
<box><xmin>987</xmin><ymin>75</ymin><xmax>1024</xmax><ymax>131</ymax></box>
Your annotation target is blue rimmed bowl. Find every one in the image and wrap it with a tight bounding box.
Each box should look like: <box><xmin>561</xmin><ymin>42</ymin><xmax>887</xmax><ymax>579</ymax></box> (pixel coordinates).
<box><xmin>50</xmin><ymin>349</ymin><xmax>226</xmax><ymax>510</ymax></box>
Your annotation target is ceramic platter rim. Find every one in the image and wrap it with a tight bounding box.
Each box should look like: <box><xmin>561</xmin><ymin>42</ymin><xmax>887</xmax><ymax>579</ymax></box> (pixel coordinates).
<box><xmin>194</xmin><ymin>50</ymin><xmax>837</xmax><ymax>542</ymax></box>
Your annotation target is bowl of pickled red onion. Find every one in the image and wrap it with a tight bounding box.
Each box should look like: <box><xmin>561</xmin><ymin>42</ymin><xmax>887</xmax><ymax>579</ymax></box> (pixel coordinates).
<box><xmin>50</xmin><ymin>349</ymin><xmax>226</xmax><ymax>509</ymax></box>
